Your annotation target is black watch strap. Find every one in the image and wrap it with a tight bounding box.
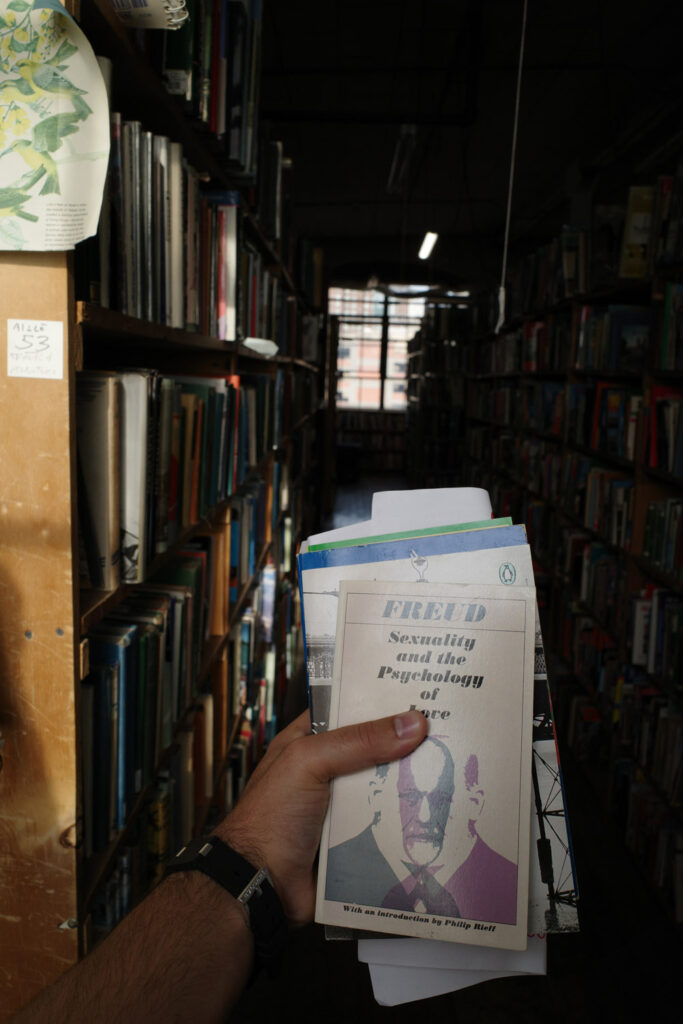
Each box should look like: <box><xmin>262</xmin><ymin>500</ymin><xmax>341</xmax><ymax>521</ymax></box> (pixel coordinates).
<box><xmin>164</xmin><ymin>836</ymin><xmax>288</xmax><ymax>976</ymax></box>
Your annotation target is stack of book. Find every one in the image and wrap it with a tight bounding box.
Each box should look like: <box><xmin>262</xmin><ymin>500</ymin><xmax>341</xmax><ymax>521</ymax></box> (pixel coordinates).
<box><xmin>296</xmin><ymin>487</ymin><xmax>579</xmax><ymax>1005</ymax></box>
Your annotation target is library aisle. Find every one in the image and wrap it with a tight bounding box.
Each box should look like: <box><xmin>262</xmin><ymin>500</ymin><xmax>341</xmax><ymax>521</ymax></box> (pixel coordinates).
<box><xmin>232</xmin><ymin>474</ymin><xmax>682</xmax><ymax>1024</ymax></box>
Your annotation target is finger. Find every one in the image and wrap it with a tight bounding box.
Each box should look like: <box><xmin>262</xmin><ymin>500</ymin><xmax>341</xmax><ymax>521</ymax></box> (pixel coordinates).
<box><xmin>304</xmin><ymin>710</ymin><xmax>428</xmax><ymax>783</ymax></box>
<box><xmin>243</xmin><ymin>709</ymin><xmax>313</xmax><ymax>787</ymax></box>
<box><xmin>283</xmin><ymin>709</ymin><xmax>313</xmax><ymax>739</ymax></box>
<box><xmin>265</xmin><ymin>709</ymin><xmax>312</xmax><ymax>755</ymax></box>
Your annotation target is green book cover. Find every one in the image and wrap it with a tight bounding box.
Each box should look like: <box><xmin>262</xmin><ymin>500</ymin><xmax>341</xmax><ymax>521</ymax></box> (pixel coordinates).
<box><xmin>308</xmin><ymin>517</ymin><xmax>512</xmax><ymax>552</ymax></box>
<box><xmin>153</xmin><ymin>557</ymin><xmax>205</xmax><ymax>697</ymax></box>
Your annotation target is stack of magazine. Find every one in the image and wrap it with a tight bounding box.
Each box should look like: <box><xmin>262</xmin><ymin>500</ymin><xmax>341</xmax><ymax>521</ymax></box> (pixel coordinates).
<box><xmin>108</xmin><ymin>0</ymin><xmax>189</xmax><ymax>30</ymax></box>
<box><xmin>297</xmin><ymin>487</ymin><xmax>579</xmax><ymax>1005</ymax></box>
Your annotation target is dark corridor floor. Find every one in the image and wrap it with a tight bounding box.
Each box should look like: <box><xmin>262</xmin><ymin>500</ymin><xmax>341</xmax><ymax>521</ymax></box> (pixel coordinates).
<box><xmin>232</xmin><ymin>474</ymin><xmax>682</xmax><ymax>1023</ymax></box>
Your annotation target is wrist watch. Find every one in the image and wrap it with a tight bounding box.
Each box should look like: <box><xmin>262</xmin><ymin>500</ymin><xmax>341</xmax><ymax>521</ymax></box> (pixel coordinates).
<box><xmin>164</xmin><ymin>835</ymin><xmax>288</xmax><ymax>976</ymax></box>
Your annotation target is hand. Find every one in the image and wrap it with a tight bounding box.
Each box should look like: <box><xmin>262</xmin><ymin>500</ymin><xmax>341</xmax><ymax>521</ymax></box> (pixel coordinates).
<box><xmin>214</xmin><ymin>709</ymin><xmax>428</xmax><ymax>927</ymax></box>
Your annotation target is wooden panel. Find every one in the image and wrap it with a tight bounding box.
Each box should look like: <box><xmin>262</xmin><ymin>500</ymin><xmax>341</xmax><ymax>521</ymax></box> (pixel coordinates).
<box><xmin>0</xmin><ymin>252</ymin><xmax>79</xmax><ymax>1018</ymax></box>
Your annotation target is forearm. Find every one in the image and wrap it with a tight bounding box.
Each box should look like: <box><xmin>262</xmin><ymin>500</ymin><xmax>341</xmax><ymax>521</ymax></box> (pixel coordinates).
<box><xmin>13</xmin><ymin>872</ymin><xmax>254</xmax><ymax>1024</ymax></box>
<box><xmin>12</xmin><ymin>710</ymin><xmax>427</xmax><ymax>1022</ymax></box>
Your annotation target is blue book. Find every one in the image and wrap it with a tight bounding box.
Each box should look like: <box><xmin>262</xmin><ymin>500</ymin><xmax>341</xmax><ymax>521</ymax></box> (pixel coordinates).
<box><xmin>82</xmin><ymin>661</ymin><xmax>118</xmax><ymax>854</ymax></box>
<box><xmin>88</xmin><ymin>622</ymin><xmax>139</xmax><ymax>832</ymax></box>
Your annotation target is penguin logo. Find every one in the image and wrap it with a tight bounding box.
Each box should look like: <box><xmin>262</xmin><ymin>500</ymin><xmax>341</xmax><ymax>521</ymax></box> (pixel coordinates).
<box><xmin>499</xmin><ymin>562</ymin><xmax>516</xmax><ymax>584</ymax></box>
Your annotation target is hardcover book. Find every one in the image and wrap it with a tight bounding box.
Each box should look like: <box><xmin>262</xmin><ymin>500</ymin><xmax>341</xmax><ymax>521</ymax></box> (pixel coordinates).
<box><xmin>118</xmin><ymin>369</ymin><xmax>155</xmax><ymax>582</ymax></box>
<box><xmin>76</xmin><ymin>371</ymin><xmax>121</xmax><ymax>592</ymax></box>
<box><xmin>315</xmin><ymin>579</ymin><xmax>537</xmax><ymax>950</ymax></box>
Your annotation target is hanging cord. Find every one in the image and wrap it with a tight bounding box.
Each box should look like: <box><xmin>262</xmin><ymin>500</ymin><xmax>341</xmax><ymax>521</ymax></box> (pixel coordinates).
<box><xmin>496</xmin><ymin>0</ymin><xmax>529</xmax><ymax>333</ymax></box>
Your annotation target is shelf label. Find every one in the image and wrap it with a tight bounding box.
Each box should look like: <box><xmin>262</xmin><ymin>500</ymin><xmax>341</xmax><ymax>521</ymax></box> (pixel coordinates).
<box><xmin>7</xmin><ymin>319</ymin><xmax>64</xmax><ymax>380</ymax></box>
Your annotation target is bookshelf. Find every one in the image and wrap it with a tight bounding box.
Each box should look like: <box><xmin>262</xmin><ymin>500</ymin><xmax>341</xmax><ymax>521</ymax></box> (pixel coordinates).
<box><xmin>0</xmin><ymin>3</ymin><xmax>322</xmax><ymax>1017</ymax></box>
<box><xmin>406</xmin><ymin>302</ymin><xmax>467</xmax><ymax>487</ymax></box>
<box><xmin>406</xmin><ymin>202</ymin><xmax>683</xmax><ymax>925</ymax></box>
<box><xmin>336</xmin><ymin>409</ymin><xmax>406</xmax><ymax>477</ymax></box>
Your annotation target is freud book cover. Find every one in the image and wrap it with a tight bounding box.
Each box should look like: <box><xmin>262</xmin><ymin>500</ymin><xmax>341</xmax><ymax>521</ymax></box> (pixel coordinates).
<box><xmin>315</xmin><ymin>580</ymin><xmax>537</xmax><ymax>950</ymax></box>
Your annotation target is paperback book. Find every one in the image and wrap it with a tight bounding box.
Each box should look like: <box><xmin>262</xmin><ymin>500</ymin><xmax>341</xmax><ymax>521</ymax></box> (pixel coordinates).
<box><xmin>315</xmin><ymin>579</ymin><xmax>537</xmax><ymax>950</ymax></box>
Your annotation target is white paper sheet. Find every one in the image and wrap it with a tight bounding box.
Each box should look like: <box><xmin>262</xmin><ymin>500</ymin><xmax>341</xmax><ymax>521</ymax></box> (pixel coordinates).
<box><xmin>362</xmin><ymin>934</ymin><xmax>547</xmax><ymax>1005</ymax></box>
<box><xmin>301</xmin><ymin>486</ymin><xmax>492</xmax><ymax>552</ymax></box>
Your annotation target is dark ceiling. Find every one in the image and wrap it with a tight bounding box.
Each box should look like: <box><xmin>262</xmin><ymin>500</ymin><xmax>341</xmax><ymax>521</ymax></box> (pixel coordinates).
<box><xmin>260</xmin><ymin>0</ymin><xmax>683</xmax><ymax>292</ymax></box>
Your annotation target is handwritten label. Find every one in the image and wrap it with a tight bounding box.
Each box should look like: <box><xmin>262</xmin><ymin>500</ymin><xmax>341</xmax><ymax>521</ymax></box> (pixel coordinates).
<box><xmin>7</xmin><ymin>319</ymin><xmax>64</xmax><ymax>380</ymax></box>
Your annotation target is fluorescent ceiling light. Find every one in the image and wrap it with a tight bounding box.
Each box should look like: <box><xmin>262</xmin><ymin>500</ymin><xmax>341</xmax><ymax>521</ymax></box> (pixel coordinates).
<box><xmin>418</xmin><ymin>231</ymin><xmax>438</xmax><ymax>260</ymax></box>
<box><xmin>388</xmin><ymin>283</ymin><xmax>431</xmax><ymax>295</ymax></box>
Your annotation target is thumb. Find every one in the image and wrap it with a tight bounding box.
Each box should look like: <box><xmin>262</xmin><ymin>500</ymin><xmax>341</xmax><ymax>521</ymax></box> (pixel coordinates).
<box><xmin>306</xmin><ymin>710</ymin><xmax>428</xmax><ymax>782</ymax></box>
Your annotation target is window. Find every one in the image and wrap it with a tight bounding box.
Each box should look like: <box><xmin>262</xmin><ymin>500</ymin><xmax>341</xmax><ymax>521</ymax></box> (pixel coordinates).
<box><xmin>328</xmin><ymin>286</ymin><xmax>425</xmax><ymax>411</ymax></box>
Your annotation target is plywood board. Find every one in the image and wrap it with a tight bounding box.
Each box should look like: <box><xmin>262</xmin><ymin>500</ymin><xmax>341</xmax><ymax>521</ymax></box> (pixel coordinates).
<box><xmin>0</xmin><ymin>252</ymin><xmax>79</xmax><ymax>1018</ymax></box>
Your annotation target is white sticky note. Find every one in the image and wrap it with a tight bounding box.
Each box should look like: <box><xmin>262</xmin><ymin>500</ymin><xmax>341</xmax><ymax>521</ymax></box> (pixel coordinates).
<box><xmin>7</xmin><ymin>320</ymin><xmax>64</xmax><ymax>380</ymax></box>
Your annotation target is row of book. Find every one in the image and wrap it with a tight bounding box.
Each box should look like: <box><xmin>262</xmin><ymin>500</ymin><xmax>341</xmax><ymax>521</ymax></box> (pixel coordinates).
<box><xmin>554</xmin><ymin>665</ymin><xmax>682</xmax><ymax>909</ymax></box>
<box><xmin>86</xmin><ymin>704</ymin><xmax>256</xmax><ymax>946</ymax></box>
<box><xmin>466</xmin><ymin>378</ymin><xmax>515</xmax><ymax>426</ymax></box>
<box><xmin>561</xmin><ymin>454</ymin><xmax>635</xmax><ymax>548</ymax></box>
<box><xmin>647</xmin><ymin>158</ymin><xmax>683</xmax><ymax>272</ymax></box>
<box><xmin>82</xmin><ymin>61</ymin><xmax>315</xmax><ymax>349</ymax></box>
<box><xmin>76</xmin><ymin>367</ymin><xmax>281</xmax><ymax>590</ymax></box>
<box><xmin>81</xmin><ymin>549</ymin><xmax>227</xmax><ymax>857</ymax></box>
<box><xmin>466</xmin><ymin>378</ymin><xmax>566</xmax><ymax>439</ymax></box>
<box><xmin>472</xmin><ymin>155</ymin><xmax>683</xmax><ymax>333</ymax></box>
<box><xmin>88</xmin><ymin>113</ymin><xmax>287</xmax><ymax>346</ymax></box>
<box><xmin>159</xmin><ymin>0</ymin><xmax>263</xmax><ymax>176</ymax></box>
<box><xmin>466</xmin><ymin>377</ymin><xmax>644</xmax><ymax>462</ymax></box>
<box><xmin>518</xmin><ymin>311</ymin><xmax>574</xmax><ymax>373</ymax></box>
<box><xmin>621</xmin><ymin>692</ymin><xmax>683</xmax><ymax>810</ymax></box>
<box><xmin>517</xmin><ymin>379</ymin><xmax>565</xmax><ymax>436</ymax></box>
<box><xmin>567</xmin><ymin>382</ymin><xmax>642</xmax><ymax>461</ymax></box>
<box><xmin>642</xmin><ymin>498</ymin><xmax>683</xmax><ymax>580</ymax></box>
<box><xmin>337</xmin><ymin>430</ymin><xmax>405</xmax><ymax>454</ymax></box>
<box><xmin>470</xmin><ymin>311</ymin><xmax>573</xmax><ymax>374</ymax></box>
<box><xmin>465</xmin><ymin>440</ymin><xmax>636</xmax><ymax>554</ymax></box>
<box><xmin>554</xmin><ymin>545</ymin><xmax>681</xmax><ymax>695</ymax></box>
<box><xmin>577</xmin><ymin>543</ymin><xmax>622</xmax><ymax>637</ymax></box>
<box><xmin>408</xmin><ymin>372</ymin><xmax>465</xmax><ymax>414</ymax></box>
<box><xmin>552</xmin><ymin>574</ymin><xmax>681</xmax><ymax>712</ymax></box>
<box><xmin>506</xmin><ymin>225</ymin><xmax>588</xmax><ymax>319</ymax></box>
<box><xmin>647</xmin><ymin>387</ymin><xmax>683</xmax><ymax>478</ymax></box>
<box><xmin>623</xmin><ymin>780</ymin><xmax>682</xmax><ymax>921</ymax></box>
<box><xmin>574</xmin><ymin>303</ymin><xmax>651</xmax><ymax>373</ymax></box>
<box><xmin>629</xmin><ymin>586</ymin><xmax>682</xmax><ymax>689</ymax></box>
<box><xmin>410</xmin><ymin>311</ymin><xmax>467</xmax><ymax>376</ymax></box>
<box><xmin>562</xmin><ymin>688</ymin><xmax>682</xmax><ymax>921</ymax></box>
<box><xmin>335</xmin><ymin>409</ymin><xmax>407</xmax><ymax>433</ymax></box>
<box><xmin>471</xmin><ymin>300</ymin><xmax>655</xmax><ymax>376</ymax></box>
<box><xmin>522</xmin><ymin>498</ymin><xmax>555</xmax><ymax>567</ymax></box>
<box><xmin>657</xmin><ymin>282</ymin><xmax>683</xmax><ymax>371</ymax></box>
<box><xmin>81</xmin><ymin>550</ymin><xmax>288</xmax><ymax>877</ymax></box>
<box><xmin>465</xmin><ymin>429</ymin><xmax>562</xmax><ymax>505</ymax></box>
<box><xmin>85</xmin><ymin>570</ymin><xmax>303</xmax><ymax>947</ymax></box>
<box><xmin>516</xmin><ymin>438</ymin><xmax>563</xmax><ymax>502</ymax></box>
<box><xmin>555</xmin><ymin>533</ymin><xmax>624</xmax><ymax>641</ymax></box>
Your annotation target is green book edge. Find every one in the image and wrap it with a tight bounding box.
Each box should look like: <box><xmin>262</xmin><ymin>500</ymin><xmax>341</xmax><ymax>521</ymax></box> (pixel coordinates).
<box><xmin>307</xmin><ymin>516</ymin><xmax>512</xmax><ymax>551</ymax></box>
